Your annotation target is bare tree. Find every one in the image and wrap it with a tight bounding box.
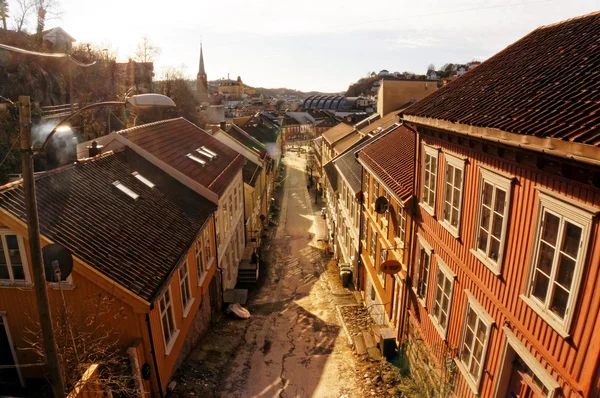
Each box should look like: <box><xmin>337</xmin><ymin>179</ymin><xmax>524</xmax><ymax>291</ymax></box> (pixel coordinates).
<box><xmin>23</xmin><ymin>291</ymin><xmax>138</xmax><ymax>395</ymax></box>
<box><xmin>135</xmin><ymin>35</ymin><xmax>161</xmax><ymax>63</ymax></box>
<box><xmin>34</xmin><ymin>0</ymin><xmax>62</xmax><ymax>46</ymax></box>
<box><xmin>11</xmin><ymin>0</ymin><xmax>35</xmax><ymax>32</ymax></box>
<box><xmin>0</xmin><ymin>0</ymin><xmax>8</xmax><ymax>30</ymax></box>
<box><xmin>427</xmin><ymin>63</ymin><xmax>436</xmax><ymax>72</ymax></box>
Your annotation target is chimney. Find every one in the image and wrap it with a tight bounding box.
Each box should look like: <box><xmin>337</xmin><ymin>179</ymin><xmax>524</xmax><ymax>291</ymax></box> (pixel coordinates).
<box><xmin>220</xmin><ymin>121</ymin><xmax>226</xmax><ymax>131</ymax></box>
<box><xmin>88</xmin><ymin>141</ymin><xmax>101</xmax><ymax>157</ymax></box>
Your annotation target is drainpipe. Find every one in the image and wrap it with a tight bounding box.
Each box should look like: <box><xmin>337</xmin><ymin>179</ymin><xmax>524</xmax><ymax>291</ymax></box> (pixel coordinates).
<box><xmin>398</xmin><ymin>124</ymin><xmax>419</xmax><ymax>343</ymax></box>
<box><xmin>145</xmin><ymin>312</ymin><xmax>164</xmax><ymax>398</ymax></box>
<box><xmin>212</xmin><ymin>213</ymin><xmax>224</xmax><ymax>307</ymax></box>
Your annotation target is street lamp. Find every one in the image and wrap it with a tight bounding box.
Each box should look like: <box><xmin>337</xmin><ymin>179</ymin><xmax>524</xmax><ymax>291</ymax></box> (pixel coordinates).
<box><xmin>19</xmin><ymin>93</ymin><xmax>175</xmax><ymax>397</ymax></box>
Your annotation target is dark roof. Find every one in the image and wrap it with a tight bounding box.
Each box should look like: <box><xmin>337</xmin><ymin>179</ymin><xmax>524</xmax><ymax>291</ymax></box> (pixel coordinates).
<box><xmin>324</xmin><ymin>162</ymin><xmax>338</xmax><ymax>191</ymax></box>
<box><xmin>0</xmin><ymin>149</ymin><xmax>216</xmax><ymax>302</ymax></box>
<box><xmin>333</xmin><ymin>136</ymin><xmax>374</xmax><ymax>192</ymax></box>
<box><xmin>315</xmin><ymin>118</ymin><xmax>339</xmax><ymax>128</ymax></box>
<box><xmin>303</xmin><ymin>95</ymin><xmax>365</xmax><ymax>111</ymax></box>
<box><xmin>117</xmin><ymin>118</ymin><xmax>245</xmax><ymax>197</ymax></box>
<box><xmin>403</xmin><ymin>12</ymin><xmax>600</xmax><ymax>148</ymax></box>
<box><xmin>241</xmin><ymin>118</ymin><xmax>279</xmax><ymax>144</ymax></box>
<box><xmin>358</xmin><ymin>124</ymin><xmax>415</xmax><ymax>201</ymax></box>
<box><xmin>225</xmin><ymin>124</ymin><xmax>267</xmax><ymax>159</ymax></box>
<box><xmin>243</xmin><ymin>162</ymin><xmax>263</xmax><ymax>187</ymax></box>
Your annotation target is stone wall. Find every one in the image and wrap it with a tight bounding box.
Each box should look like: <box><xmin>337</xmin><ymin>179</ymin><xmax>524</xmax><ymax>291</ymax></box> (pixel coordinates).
<box><xmin>174</xmin><ymin>290</ymin><xmax>213</xmax><ymax>370</ymax></box>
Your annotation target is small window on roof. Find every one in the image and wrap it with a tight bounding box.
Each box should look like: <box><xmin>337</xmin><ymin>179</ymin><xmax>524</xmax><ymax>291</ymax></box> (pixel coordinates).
<box><xmin>195</xmin><ymin>148</ymin><xmax>215</xmax><ymax>160</ymax></box>
<box><xmin>113</xmin><ymin>181</ymin><xmax>139</xmax><ymax>200</ymax></box>
<box><xmin>201</xmin><ymin>146</ymin><xmax>217</xmax><ymax>158</ymax></box>
<box><xmin>132</xmin><ymin>172</ymin><xmax>155</xmax><ymax>189</ymax></box>
<box><xmin>187</xmin><ymin>153</ymin><xmax>206</xmax><ymax>166</ymax></box>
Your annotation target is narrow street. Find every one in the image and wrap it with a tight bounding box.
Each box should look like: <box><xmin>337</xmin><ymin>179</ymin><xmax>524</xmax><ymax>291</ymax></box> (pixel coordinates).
<box><xmin>174</xmin><ymin>149</ymin><xmax>360</xmax><ymax>398</ymax></box>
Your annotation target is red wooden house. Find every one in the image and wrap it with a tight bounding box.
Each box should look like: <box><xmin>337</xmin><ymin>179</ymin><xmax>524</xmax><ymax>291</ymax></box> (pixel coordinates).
<box><xmin>401</xmin><ymin>12</ymin><xmax>600</xmax><ymax>398</ymax></box>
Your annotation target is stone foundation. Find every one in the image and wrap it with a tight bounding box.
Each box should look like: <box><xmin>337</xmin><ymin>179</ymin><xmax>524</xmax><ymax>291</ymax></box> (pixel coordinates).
<box><xmin>174</xmin><ymin>290</ymin><xmax>213</xmax><ymax>370</ymax></box>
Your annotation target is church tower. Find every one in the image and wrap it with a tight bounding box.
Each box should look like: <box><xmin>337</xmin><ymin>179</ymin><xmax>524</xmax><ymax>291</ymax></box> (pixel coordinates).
<box><xmin>197</xmin><ymin>43</ymin><xmax>208</xmax><ymax>101</ymax></box>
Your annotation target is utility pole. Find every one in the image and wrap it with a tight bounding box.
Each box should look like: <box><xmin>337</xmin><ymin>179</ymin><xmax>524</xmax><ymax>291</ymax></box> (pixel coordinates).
<box><xmin>19</xmin><ymin>96</ymin><xmax>66</xmax><ymax>398</ymax></box>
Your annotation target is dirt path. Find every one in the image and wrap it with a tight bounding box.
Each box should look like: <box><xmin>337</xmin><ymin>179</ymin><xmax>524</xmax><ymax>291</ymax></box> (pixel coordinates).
<box><xmin>173</xmin><ymin>150</ymin><xmax>360</xmax><ymax>398</ymax></box>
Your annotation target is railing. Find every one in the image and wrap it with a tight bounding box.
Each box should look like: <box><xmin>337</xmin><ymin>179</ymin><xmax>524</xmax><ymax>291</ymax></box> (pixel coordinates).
<box><xmin>41</xmin><ymin>103</ymin><xmax>79</xmax><ymax>120</ymax></box>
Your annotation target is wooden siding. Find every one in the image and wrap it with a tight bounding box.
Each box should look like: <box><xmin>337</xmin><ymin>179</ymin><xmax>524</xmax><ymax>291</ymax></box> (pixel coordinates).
<box><xmin>0</xmin><ymin>210</ymin><xmax>217</xmax><ymax>397</ymax></box>
<box><xmin>360</xmin><ymin>167</ymin><xmax>413</xmax><ymax>336</ymax></box>
<box><xmin>408</xmin><ymin>128</ymin><xmax>600</xmax><ymax>398</ymax></box>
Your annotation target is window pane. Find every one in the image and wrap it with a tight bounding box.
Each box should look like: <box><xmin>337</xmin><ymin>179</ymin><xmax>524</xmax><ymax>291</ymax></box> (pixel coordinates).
<box><xmin>489</xmin><ymin>237</ymin><xmax>501</xmax><ymax>261</ymax></box>
<box><xmin>555</xmin><ymin>253</ymin><xmax>575</xmax><ymax>289</ymax></box>
<box><xmin>454</xmin><ymin>168</ymin><xmax>462</xmax><ymax>187</ymax></box>
<box><xmin>451</xmin><ymin>208</ymin><xmax>459</xmax><ymax>227</ymax></box>
<box><xmin>562</xmin><ymin>222</ymin><xmax>582</xmax><ymax>258</ymax></box>
<box><xmin>467</xmin><ymin>308</ymin><xmax>477</xmax><ymax>329</ymax></box>
<box><xmin>478</xmin><ymin>230</ymin><xmax>489</xmax><ymax>252</ymax></box>
<box><xmin>492</xmin><ymin>214</ymin><xmax>503</xmax><ymax>238</ymax></box>
<box><xmin>533</xmin><ymin>272</ymin><xmax>550</xmax><ymax>301</ymax></box>
<box><xmin>550</xmin><ymin>286</ymin><xmax>569</xmax><ymax>319</ymax></box>
<box><xmin>469</xmin><ymin>360</ymin><xmax>480</xmax><ymax>378</ymax></box>
<box><xmin>482</xmin><ymin>182</ymin><xmax>493</xmax><ymax>206</ymax></box>
<box><xmin>461</xmin><ymin>346</ymin><xmax>471</xmax><ymax>362</ymax></box>
<box><xmin>542</xmin><ymin>213</ymin><xmax>560</xmax><ymax>245</ymax></box>
<box><xmin>167</xmin><ymin>306</ymin><xmax>175</xmax><ymax>333</ymax></box>
<box><xmin>11</xmin><ymin>265</ymin><xmax>24</xmax><ymax>280</ymax></box>
<box><xmin>473</xmin><ymin>340</ymin><xmax>483</xmax><ymax>362</ymax></box>
<box><xmin>162</xmin><ymin>316</ymin><xmax>171</xmax><ymax>342</ymax></box>
<box><xmin>494</xmin><ymin>189</ymin><xmax>506</xmax><ymax>213</ymax></box>
<box><xmin>476</xmin><ymin>322</ymin><xmax>487</xmax><ymax>342</ymax></box>
<box><xmin>481</xmin><ymin>207</ymin><xmax>491</xmax><ymax>231</ymax></box>
<box><xmin>464</xmin><ymin>328</ymin><xmax>474</xmax><ymax>347</ymax></box>
<box><xmin>537</xmin><ymin>242</ymin><xmax>555</xmax><ymax>276</ymax></box>
<box><xmin>0</xmin><ymin>265</ymin><xmax>9</xmax><ymax>280</ymax></box>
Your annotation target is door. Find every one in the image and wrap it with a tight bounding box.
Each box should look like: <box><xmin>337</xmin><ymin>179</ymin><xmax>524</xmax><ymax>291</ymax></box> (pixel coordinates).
<box><xmin>507</xmin><ymin>357</ymin><xmax>548</xmax><ymax>398</ymax></box>
<box><xmin>0</xmin><ymin>315</ymin><xmax>23</xmax><ymax>388</ymax></box>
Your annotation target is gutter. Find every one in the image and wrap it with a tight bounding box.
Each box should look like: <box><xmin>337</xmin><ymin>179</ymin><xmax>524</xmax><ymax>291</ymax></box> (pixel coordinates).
<box><xmin>145</xmin><ymin>312</ymin><xmax>163</xmax><ymax>398</ymax></box>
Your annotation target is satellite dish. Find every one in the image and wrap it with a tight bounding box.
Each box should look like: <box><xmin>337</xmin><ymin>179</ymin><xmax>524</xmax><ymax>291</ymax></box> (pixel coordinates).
<box><xmin>380</xmin><ymin>260</ymin><xmax>401</xmax><ymax>275</ymax></box>
<box><xmin>42</xmin><ymin>244</ymin><xmax>73</xmax><ymax>282</ymax></box>
<box><xmin>375</xmin><ymin>196</ymin><xmax>389</xmax><ymax>214</ymax></box>
<box><xmin>260</xmin><ymin>214</ymin><xmax>266</xmax><ymax>221</ymax></box>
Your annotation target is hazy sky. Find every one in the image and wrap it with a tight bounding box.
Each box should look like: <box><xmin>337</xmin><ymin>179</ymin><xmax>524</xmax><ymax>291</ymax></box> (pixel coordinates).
<box><xmin>8</xmin><ymin>0</ymin><xmax>599</xmax><ymax>92</ymax></box>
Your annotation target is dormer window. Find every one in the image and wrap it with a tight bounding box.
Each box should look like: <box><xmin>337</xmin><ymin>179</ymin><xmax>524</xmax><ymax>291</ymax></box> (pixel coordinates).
<box><xmin>186</xmin><ymin>153</ymin><xmax>206</xmax><ymax>166</ymax></box>
<box><xmin>132</xmin><ymin>172</ymin><xmax>155</xmax><ymax>189</ymax></box>
<box><xmin>112</xmin><ymin>181</ymin><xmax>139</xmax><ymax>200</ymax></box>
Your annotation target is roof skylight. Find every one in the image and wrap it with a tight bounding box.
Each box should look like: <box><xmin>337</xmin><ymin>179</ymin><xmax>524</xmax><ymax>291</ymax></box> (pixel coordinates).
<box><xmin>113</xmin><ymin>181</ymin><xmax>139</xmax><ymax>200</ymax></box>
<box><xmin>201</xmin><ymin>146</ymin><xmax>217</xmax><ymax>157</ymax></box>
<box><xmin>186</xmin><ymin>153</ymin><xmax>206</xmax><ymax>166</ymax></box>
<box><xmin>132</xmin><ymin>172</ymin><xmax>155</xmax><ymax>189</ymax></box>
<box><xmin>196</xmin><ymin>148</ymin><xmax>215</xmax><ymax>160</ymax></box>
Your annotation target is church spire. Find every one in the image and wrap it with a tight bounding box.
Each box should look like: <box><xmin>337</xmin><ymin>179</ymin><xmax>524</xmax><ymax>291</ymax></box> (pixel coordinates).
<box><xmin>198</xmin><ymin>42</ymin><xmax>206</xmax><ymax>76</ymax></box>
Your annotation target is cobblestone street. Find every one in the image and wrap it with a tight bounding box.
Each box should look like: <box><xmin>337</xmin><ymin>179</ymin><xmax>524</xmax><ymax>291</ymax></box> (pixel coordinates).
<box><xmin>173</xmin><ymin>149</ymin><xmax>361</xmax><ymax>398</ymax></box>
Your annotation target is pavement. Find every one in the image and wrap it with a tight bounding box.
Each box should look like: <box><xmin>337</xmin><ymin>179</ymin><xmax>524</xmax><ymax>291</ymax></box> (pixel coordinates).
<box><xmin>172</xmin><ymin>148</ymin><xmax>360</xmax><ymax>398</ymax></box>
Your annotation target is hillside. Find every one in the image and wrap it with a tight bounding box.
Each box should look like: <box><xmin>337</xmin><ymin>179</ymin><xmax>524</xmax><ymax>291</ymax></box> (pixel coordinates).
<box><xmin>253</xmin><ymin>87</ymin><xmax>338</xmax><ymax>99</ymax></box>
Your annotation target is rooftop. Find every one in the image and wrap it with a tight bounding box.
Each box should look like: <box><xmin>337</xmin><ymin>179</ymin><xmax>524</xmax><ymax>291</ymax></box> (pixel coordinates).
<box><xmin>116</xmin><ymin>118</ymin><xmax>245</xmax><ymax>197</ymax></box>
<box><xmin>225</xmin><ymin>124</ymin><xmax>267</xmax><ymax>159</ymax></box>
<box><xmin>403</xmin><ymin>11</ymin><xmax>600</xmax><ymax>148</ymax></box>
<box><xmin>0</xmin><ymin>148</ymin><xmax>216</xmax><ymax>302</ymax></box>
<box><xmin>321</xmin><ymin>122</ymin><xmax>355</xmax><ymax>145</ymax></box>
<box><xmin>358</xmin><ymin>124</ymin><xmax>416</xmax><ymax>201</ymax></box>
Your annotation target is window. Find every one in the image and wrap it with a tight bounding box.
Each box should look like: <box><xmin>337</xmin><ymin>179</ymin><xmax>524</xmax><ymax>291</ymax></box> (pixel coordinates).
<box><xmin>179</xmin><ymin>261</ymin><xmax>193</xmax><ymax>316</ymax></box>
<box><xmin>159</xmin><ymin>288</ymin><xmax>178</xmax><ymax>354</ymax></box>
<box><xmin>414</xmin><ymin>236</ymin><xmax>433</xmax><ymax>304</ymax></box>
<box><xmin>421</xmin><ymin>145</ymin><xmax>438</xmax><ymax>213</ymax></box>
<box><xmin>473</xmin><ymin>168</ymin><xmax>512</xmax><ymax>273</ymax></box>
<box><xmin>457</xmin><ymin>292</ymin><xmax>493</xmax><ymax>392</ymax></box>
<box><xmin>369</xmin><ymin>228</ymin><xmax>377</xmax><ymax>265</ymax></box>
<box><xmin>203</xmin><ymin>228</ymin><xmax>213</xmax><ymax>267</ymax></box>
<box><xmin>441</xmin><ymin>153</ymin><xmax>465</xmax><ymax>236</ymax></box>
<box><xmin>431</xmin><ymin>256</ymin><xmax>455</xmax><ymax>338</ymax></box>
<box><xmin>524</xmin><ymin>189</ymin><xmax>595</xmax><ymax>333</ymax></box>
<box><xmin>0</xmin><ymin>231</ymin><xmax>29</xmax><ymax>284</ymax></box>
<box><xmin>395</xmin><ymin>206</ymin><xmax>407</xmax><ymax>245</ymax></box>
<box><xmin>372</xmin><ymin>179</ymin><xmax>379</xmax><ymax>209</ymax></box>
<box><xmin>378</xmin><ymin>244</ymin><xmax>387</xmax><ymax>285</ymax></box>
<box><xmin>361</xmin><ymin>214</ymin><xmax>368</xmax><ymax>243</ymax></box>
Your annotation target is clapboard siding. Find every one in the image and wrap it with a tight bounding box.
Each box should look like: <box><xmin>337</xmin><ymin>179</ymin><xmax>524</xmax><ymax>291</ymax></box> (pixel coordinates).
<box><xmin>408</xmin><ymin>128</ymin><xmax>600</xmax><ymax>398</ymax></box>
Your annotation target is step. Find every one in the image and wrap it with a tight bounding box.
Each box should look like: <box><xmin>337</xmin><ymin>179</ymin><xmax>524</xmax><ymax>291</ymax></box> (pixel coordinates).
<box><xmin>362</xmin><ymin>332</ymin><xmax>376</xmax><ymax>349</ymax></box>
<box><xmin>353</xmin><ymin>334</ymin><xmax>367</xmax><ymax>355</ymax></box>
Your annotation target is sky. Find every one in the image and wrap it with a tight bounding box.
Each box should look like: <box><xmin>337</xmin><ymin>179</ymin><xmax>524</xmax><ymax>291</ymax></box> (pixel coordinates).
<box><xmin>7</xmin><ymin>0</ymin><xmax>599</xmax><ymax>92</ymax></box>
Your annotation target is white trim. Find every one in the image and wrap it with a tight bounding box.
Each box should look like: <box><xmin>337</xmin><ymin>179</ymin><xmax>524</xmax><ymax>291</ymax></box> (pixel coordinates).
<box><xmin>472</xmin><ymin>167</ymin><xmax>513</xmax><ymax>275</ymax></box>
<box><xmin>182</xmin><ymin>297</ymin><xmax>195</xmax><ymax>318</ymax></box>
<box><xmin>435</xmin><ymin>254</ymin><xmax>456</xmax><ymax>280</ymax></box>
<box><xmin>420</xmin><ymin>144</ymin><xmax>439</xmax><ymax>216</ymax></box>
<box><xmin>524</xmin><ymin>189</ymin><xmax>596</xmax><ymax>336</ymax></box>
<box><xmin>439</xmin><ymin>152</ymin><xmax>466</xmax><ymax>238</ymax></box>
<box><xmin>0</xmin><ymin>313</ymin><xmax>25</xmax><ymax>387</ymax></box>
<box><xmin>416</xmin><ymin>233</ymin><xmax>434</xmax><ymax>254</ymax></box>
<box><xmin>179</xmin><ymin>261</ymin><xmax>193</xmax><ymax>318</ymax></box>
<box><xmin>158</xmin><ymin>287</ymin><xmax>179</xmax><ymax>355</ymax></box>
<box><xmin>0</xmin><ymin>231</ymin><xmax>31</xmax><ymax>284</ymax></box>
<box><xmin>430</xmin><ymin>255</ymin><xmax>455</xmax><ymax>340</ymax></box>
<box><xmin>502</xmin><ymin>326</ymin><xmax>560</xmax><ymax>396</ymax></box>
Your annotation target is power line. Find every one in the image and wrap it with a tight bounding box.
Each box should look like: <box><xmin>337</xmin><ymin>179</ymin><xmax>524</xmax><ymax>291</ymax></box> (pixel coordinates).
<box><xmin>0</xmin><ymin>43</ymin><xmax>97</xmax><ymax>67</ymax></box>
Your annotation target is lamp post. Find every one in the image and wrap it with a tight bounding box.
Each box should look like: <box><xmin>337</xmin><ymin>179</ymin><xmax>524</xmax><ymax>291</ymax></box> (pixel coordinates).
<box><xmin>19</xmin><ymin>93</ymin><xmax>175</xmax><ymax>397</ymax></box>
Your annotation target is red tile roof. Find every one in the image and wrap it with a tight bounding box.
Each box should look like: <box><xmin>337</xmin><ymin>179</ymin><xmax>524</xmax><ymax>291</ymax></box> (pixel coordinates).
<box><xmin>0</xmin><ymin>148</ymin><xmax>216</xmax><ymax>302</ymax></box>
<box><xmin>403</xmin><ymin>12</ymin><xmax>600</xmax><ymax>148</ymax></box>
<box><xmin>358</xmin><ymin>124</ymin><xmax>415</xmax><ymax>201</ymax></box>
<box><xmin>117</xmin><ymin>118</ymin><xmax>246</xmax><ymax>197</ymax></box>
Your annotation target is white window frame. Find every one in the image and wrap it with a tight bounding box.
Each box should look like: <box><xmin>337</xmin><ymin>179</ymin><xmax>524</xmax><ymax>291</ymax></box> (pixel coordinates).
<box><xmin>179</xmin><ymin>261</ymin><xmax>194</xmax><ymax>318</ymax></box>
<box><xmin>369</xmin><ymin>228</ymin><xmax>377</xmax><ymax>265</ymax></box>
<box><xmin>371</xmin><ymin>178</ymin><xmax>379</xmax><ymax>213</ymax></box>
<box><xmin>521</xmin><ymin>188</ymin><xmax>597</xmax><ymax>337</ymax></box>
<box><xmin>420</xmin><ymin>144</ymin><xmax>439</xmax><ymax>216</ymax></box>
<box><xmin>0</xmin><ymin>230</ymin><xmax>31</xmax><ymax>286</ymax></box>
<box><xmin>203</xmin><ymin>227</ymin><xmax>214</xmax><ymax>270</ymax></box>
<box><xmin>439</xmin><ymin>153</ymin><xmax>466</xmax><ymax>238</ymax></box>
<box><xmin>470</xmin><ymin>167</ymin><xmax>513</xmax><ymax>275</ymax></box>
<box><xmin>413</xmin><ymin>234</ymin><xmax>433</xmax><ymax>308</ymax></box>
<box><xmin>378</xmin><ymin>241</ymin><xmax>387</xmax><ymax>286</ymax></box>
<box><xmin>395</xmin><ymin>205</ymin><xmax>407</xmax><ymax>248</ymax></box>
<box><xmin>429</xmin><ymin>255</ymin><xmax>455</xmax><ymax>339</ymax></box>
<box><xmin>455</xmin><ymin>290</ymin><xmax>494</xmax><ymax>394</ymax></box>
<box><xmin>158</xmin><ymin>287</ymin><xmax>179</xmax><ymax>355</ymax></box>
